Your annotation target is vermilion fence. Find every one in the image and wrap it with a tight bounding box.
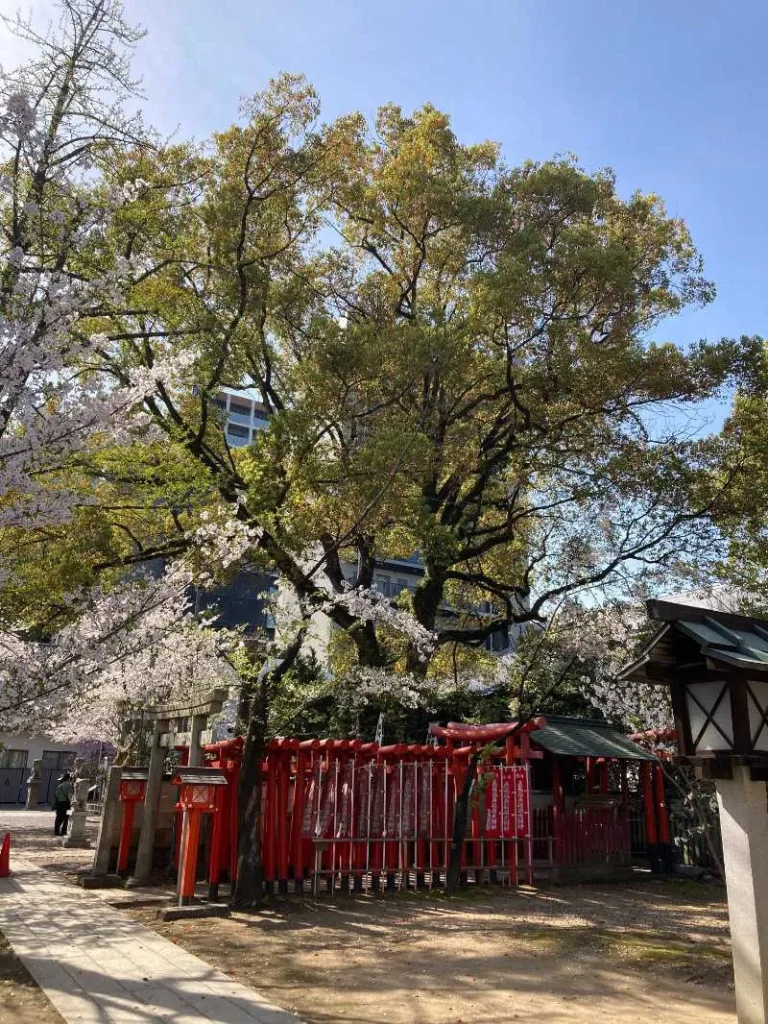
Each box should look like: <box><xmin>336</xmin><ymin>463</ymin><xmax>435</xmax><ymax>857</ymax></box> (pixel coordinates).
<box><xmin>532</xmin><ymin>804</ymin><xmax>631</xmax><ymax>868</ymax></box>
<box><xmin>295</xmin><ymin>758</ymin><xmax>532</xmax><ymax>892</ymax></box>
<box><xmin>556</xmin><ymin>807</ymin><xmax>631</xmax><ymax>865</ymax></box>
<box><xmin>205</xmin><ymin>738</ymin><xmax>535</xmax><ymax>894</ymax></box>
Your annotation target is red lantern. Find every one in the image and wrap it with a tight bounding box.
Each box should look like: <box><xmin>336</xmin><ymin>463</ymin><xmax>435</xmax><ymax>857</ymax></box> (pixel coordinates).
<box><xmin>177</xmin><ymin>780</ymin><xmax>217</xmax><ymax>812</ymax></box>
<box><xmin>171</xmin><ymin>767</ymin><xmax>228</xmax><ymax>906</ymax></box>
<box><xmin>116</xmin><ymin>768</ymin><xmax>149</xmax><ymax>875</ymax></box>
<box><xmin>119</xmin><ymin>777</ymin><xmax>147</xmax><ymax>802</ymax></box>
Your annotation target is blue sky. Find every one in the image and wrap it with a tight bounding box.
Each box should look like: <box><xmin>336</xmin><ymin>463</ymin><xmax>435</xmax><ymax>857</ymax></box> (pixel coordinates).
<box><xmin>5</xmin><ymin>1</ymin><xmax>766</xmax><ymax>412</ymax></box>
<box><xmin>128</xmin><ymin>0</ymin><xmax>765</xmax><ymax>357</ymax></box>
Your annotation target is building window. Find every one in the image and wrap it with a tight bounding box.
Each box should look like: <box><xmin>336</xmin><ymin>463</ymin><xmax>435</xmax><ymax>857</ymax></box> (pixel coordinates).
<box><xmin>373</xmin><ymin>575</ymin><xmax>395</xmax><ymax>598</ymax></box>
<box><xmin>226</xmin><ymin>424</ymin><xmax>250</xmax><ymax>447</ymax></box>
<box><xmin>211</xmin><ymin>397</ymin><xmax>227</xmax><ymax>410</ymax></box>
<box><xmin>229</xmin><ymin>401</ymin><xmax>252</xmax><ymax>418</ymax></box>
<box><xmin>42</xmin><ymin>750</ymin><xmax>74</xmax><ymax>770</ymax></box>
<box><xmin>484</xmin><ymin>628</ymin><xmax>510</xmax><ymax>653</ymax></box>
<box><xmin>0</xmin><ymin>749</ymin><xmax>27</xmax><ymax>769</ymax></box>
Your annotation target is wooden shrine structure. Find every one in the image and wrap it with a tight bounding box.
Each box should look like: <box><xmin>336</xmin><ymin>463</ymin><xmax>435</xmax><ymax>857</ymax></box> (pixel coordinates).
<box><xmin>89</xmin><ymin>696</ymin><xmax>670</xmax><ymax>898</ymax></box>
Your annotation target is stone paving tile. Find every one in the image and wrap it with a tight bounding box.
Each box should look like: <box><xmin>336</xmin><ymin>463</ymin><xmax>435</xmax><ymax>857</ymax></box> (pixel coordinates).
<box><xmin>0</xmin><ymin>859</ymin><xmax>303</xmax><ymax>1024</ymax></box>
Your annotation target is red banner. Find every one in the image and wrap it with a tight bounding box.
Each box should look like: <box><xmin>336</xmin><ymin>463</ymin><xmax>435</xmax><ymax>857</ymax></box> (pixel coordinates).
<box><xmin>417</xmin><ymin>764</ymin><xmax>430</xmax><ymax>839</ymax></box>
<box><xmin>482</xmin><ymin>767</ymin><xmax>502</xmax><ymax>837</ymax></box>
<box><xmin>483</xmin><ymin>766</ymin><xmax>530</xmax><ymax>839</ymax></box>
<box><xmin>335</xmin><ymin>761</ymin><xmax>354</xmax><ymax>839</ymax></box>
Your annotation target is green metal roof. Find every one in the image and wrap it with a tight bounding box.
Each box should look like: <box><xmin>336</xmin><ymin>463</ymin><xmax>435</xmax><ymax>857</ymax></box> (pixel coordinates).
<box><xmin>531</xmin><ymin>716</ymin><xmax>657</xmax><ymax>761</ymax></box>
<box><xmin>676</xmin><ymin>616</ymin><xmax>768</xmax><ymax>669</ymax></box>
<box><xmin>620</xmin><ymin>600</ymin><xmax>768</xmax><ymax>682</ymax></box>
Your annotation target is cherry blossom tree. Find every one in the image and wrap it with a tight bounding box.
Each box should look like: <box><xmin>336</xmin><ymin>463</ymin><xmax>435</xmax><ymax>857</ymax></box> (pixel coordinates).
<box><xmin>0</xmin><ymin>2</ymin><xmax>208</xmax><ymax>732</ymax></box>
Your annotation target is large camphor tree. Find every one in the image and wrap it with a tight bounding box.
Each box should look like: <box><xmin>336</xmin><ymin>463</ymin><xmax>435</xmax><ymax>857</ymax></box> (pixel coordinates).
<box><xmin>0</xmin><ymin>0</ymin><xmax>762</xmax><ymax>902</ymax></box>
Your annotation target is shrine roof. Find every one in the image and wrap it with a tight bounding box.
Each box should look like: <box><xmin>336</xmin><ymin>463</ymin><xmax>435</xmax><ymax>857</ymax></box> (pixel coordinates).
<box><xmin>620</xmin><ymin>600</ymin><xmax>768</xmax><ymax>683</ymax></box>
<box><xmin>530</xmin><ymin>716</ymin><xmax>656</xmax><ymax>761</ymax></box>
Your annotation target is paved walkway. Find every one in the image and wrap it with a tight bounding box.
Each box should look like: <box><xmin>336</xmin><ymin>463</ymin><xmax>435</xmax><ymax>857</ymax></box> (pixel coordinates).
<box><xmin>0</xmin><ymin>858</ymin><xmax>302</xmax><ymax>1023</ymax></box>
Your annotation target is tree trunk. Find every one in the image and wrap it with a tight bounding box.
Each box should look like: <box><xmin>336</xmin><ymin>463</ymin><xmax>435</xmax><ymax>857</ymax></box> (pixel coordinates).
<box><xmin>232</xmin><ymin>680</ymin><xmax>268</xmax><ymax>906</ymax></box>
<box><xmin>446</xmin><ymin>751</ymin><xmax>480</xmax><ymax>892</ymax></box>
<box><xmin>231</xmin><ymin>629</ymin><xmax>306</xmax><ymax>907</ymax></box>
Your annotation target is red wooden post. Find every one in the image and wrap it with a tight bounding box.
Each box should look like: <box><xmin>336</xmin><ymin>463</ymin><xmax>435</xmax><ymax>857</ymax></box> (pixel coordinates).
<box><xmin>277</xmin><ymin>749</ymin><xmax>290</xmax><ymax>887</ymax></box>
<box><xmin>289</xmin><ymin>749</ymin><xmax>307</xmax><ymax>883</ymax></box>
<box><xmin>586</xmin><ymin>757</ymin><xmax>595</xmax><ymax>794</ymax></box>
<box><xmin>504</xmin><ymin>736</ymin><xmax>516</xmax><ymax>882</ymax></box>
<box><xmin>262</xmin><ymin>749</ymin><xmax>277</xmax><ymax>885</ymax></box>
<box><xmin>0</xmin><ymin>832</ymin><xmax>9</xmax><ymax>878</ymax></box>
<box><xmin>599</xmin><ymin>759</ymin><xmax>609</xmax><ymax>795</ymax></box>
<box><xmin>229</xmin><ymin>760</ymin><xmax>240</xmax><ymax>882</ymax></box>
<box><xmin>653</xmin><ymin>763</ymin><xmax>670</xmax><ymax>843</ymax></box>
<box><xmin>641</xmin><ymin>760</ymin><xmax>661</xmax><ymax>872</ymax></box>
<box><xmin>505</xmin><ymin>734</ymin><xmax>515</xmax><ymax>766</ymax></box>
<box><xmin>208</xmin><ymin>783</ymin><xmax>225</xmax><ymax>900</ymax></box>
<box><xmin>620</xmin><ymin>761</ymin><xmax>630</xmax><ymax>861</ymax></box>
<box><xmin>179</xmin><ymin>809</ymin><xmax>201</xmax><ymax>905</ymax></box>
<box><xmin>431</xmin><ymin>760</ymin><xmax>444</xmax><ymax>874</ymax></box>
<box><xmin>620</xmin><ymin>761</ymin><xmax>629</xmax><ymax>807</ymax></box>
<box><xmin>371</xmin><ymin>759</ymin><xmax>384</xmax><ymax>881</ymax></box>
<box><xmin>173</xmin><ymin>806</ymin><xmax>183</xmax><ymax>870</ymax></box>
<box><xmin>552</xmin><ymin>756</ymin><xmax>564</xmax><ymax>863</ymax></box>
<box><xmin>117</xmin><ymin>799</ymin><xmax>136</xmax><ymax>876</ymax></box>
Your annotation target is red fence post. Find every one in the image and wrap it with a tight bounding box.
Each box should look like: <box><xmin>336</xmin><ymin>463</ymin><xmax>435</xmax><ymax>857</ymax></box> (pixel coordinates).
<box><xmin>653</xmin><ymin>761</ymin><xmax>673</xmax><ymax>872</ymax></box>
<box><xmin>642</xmin><ymin>760</ymin><xmax>661</xmax><ymax>872</ymax></box>
<box><xmin>276</xmin><ymin>747</ymin><xmax>290</xmax><ymax>891</ymax></box>
<box><xmin>208</xmin><ymin>783</ymin><xmax>225</xmax><ymax>901</ymax></box>
<box><xmin>552</xmin><ymin>757</ymin><xmax>564</xmax><ymax>864</ymax></box>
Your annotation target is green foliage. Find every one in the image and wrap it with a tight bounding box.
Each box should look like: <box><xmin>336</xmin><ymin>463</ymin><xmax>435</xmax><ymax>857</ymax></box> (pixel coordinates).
<box><xmin>4</xmin><ymin>68</ymin><xmax>762</xmax><ymax>682</ymax></box>
<box><xmin>711</xmin><ymin>347</ymin><xmax>768</xmax><ymax>604</ymax></box>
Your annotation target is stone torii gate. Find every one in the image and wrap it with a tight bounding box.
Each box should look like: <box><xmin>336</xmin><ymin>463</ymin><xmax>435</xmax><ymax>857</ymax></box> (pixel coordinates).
<box><xmin>91</xmin><ymin>688</ymin><xmax>228</xmax><ymax>886</ymax></box>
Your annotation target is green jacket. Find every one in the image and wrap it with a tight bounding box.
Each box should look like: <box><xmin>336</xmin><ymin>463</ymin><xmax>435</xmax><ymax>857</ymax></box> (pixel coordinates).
<box><xmin>53</xmin><ymin>780</ymin><xmax>73</xmax><ymax>804</ymax></box>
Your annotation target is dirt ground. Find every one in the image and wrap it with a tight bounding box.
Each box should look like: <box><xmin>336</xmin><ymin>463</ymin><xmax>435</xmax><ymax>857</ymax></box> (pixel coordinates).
<box><xmin>132</xmin><ymin>878</ymin><xmax>736</xmax><ymax>1024</ymax></box>
<box><xmin>0</xmin><ymin>809</ymin><xmax>737</xmax><ymax>1024</ymax></box>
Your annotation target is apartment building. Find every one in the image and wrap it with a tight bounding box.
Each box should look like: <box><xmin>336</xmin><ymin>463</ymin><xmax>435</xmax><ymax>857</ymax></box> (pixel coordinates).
<box><xmin>214</xmin><ymin>388</ymin><xmax>271</xmax><ymax>447</ymax></box>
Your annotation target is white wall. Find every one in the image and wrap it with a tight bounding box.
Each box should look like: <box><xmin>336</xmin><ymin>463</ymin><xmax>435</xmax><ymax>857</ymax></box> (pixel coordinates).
<box><xmin>0</xmin><ymin>732</ymin><xmax>77</xmax><ymax>768</ymax></box>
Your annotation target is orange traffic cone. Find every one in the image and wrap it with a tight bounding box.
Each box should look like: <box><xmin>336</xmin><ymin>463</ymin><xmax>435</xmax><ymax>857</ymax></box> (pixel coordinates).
<box><xmin>0</xmin><ymin>832</ymin><xmax>10</xmax><ymax>877</ymax></box>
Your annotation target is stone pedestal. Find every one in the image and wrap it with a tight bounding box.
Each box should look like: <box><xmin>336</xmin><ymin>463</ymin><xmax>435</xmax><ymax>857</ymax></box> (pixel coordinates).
<box><xmin>130</xmin><ymin>722</ymin><xmax>164</xmax><ymax>886</ymax></box>
<box><xmin>24</xmin><ymin>758</ymin><xmax>42</xmax><ymax>809</ymax></box>
<box><xmin>716</xmin><ymin>766</ymin><xmax>768</xmax><ymax>1024</ymax></box>
<box><xmin>92</xmin><ymin>765</ymin><xmax>122</xmax><ymax>875</ymax></box>
<box><xmin>63</xmin><ymin>778</ymin><xmax>91</xmax><ymax>849</ymax></box>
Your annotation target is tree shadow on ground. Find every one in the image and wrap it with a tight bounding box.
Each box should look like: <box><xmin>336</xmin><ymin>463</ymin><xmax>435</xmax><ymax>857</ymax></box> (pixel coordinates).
<box><xmin>136</xmin><ymin>877</ymin><xmax>734</xmax><ymax>1024</ymax></box>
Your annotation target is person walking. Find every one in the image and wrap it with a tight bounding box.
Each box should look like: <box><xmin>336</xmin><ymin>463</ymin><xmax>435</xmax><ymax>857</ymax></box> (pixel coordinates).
<box><xmin>52</xmin><ymin>772</ymin><xmax>74</xmax><ymax>836</ymax></box>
